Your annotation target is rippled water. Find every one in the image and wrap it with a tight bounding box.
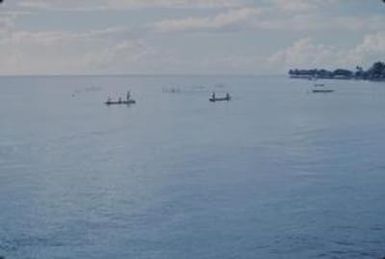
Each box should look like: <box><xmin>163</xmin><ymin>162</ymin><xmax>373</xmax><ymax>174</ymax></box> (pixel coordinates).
<box><xmin>1</xmin><ymin>75</ymin><xmax>385</xmax><ymax>258</ymax></box>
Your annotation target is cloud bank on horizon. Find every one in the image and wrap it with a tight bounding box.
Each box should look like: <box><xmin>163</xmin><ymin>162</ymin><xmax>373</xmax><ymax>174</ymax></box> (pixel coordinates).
<box><xmin>0</xmin><ymin>0</ymin><xmax>384</xmax><ymax>75</ymax></box>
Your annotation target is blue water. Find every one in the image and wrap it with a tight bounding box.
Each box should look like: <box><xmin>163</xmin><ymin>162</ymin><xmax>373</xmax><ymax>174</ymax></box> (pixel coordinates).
<box><xmin>1</xmin><ymin>75</ymin><xmax>385</xmax><ymax>258</ymax></box>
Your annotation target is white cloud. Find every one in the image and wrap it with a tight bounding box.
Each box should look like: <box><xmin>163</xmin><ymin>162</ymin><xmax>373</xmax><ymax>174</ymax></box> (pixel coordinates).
<box><xmin>270</xmin><ymin>0</ymin><xmax>341</xmax><ymax>12</ymax></box>
<box><xmin>353</xmin><ymin>31</ymin><xmax>385</xmax><ymax>54</ymax></box>
<box><xmin>268</xmin><ymin>38</ymin><xmax>337</xmax><ymax>69</ymax></box>
<box><xmin>271</xmin><ymin>0</ymin><xmax>318</xmax><ymax>12</ymax></box>
<box><xmin>269</xmin><ymin>32</ymin><xmax>385</xmax><ymax>72</ymax></box>
<box><xmin>0</xmin><ymin>27</ymin><xmax>149</xmax><ymax>75</ymax></box>
<box><xmin>346</xmin><ymin>31</ymin><xmax>385</xmax><ymax>65</ymax></box>
<box><xmin>16</xmin><ymin>0</ymin><xmax>343</xmax><ymax>12</ymax></box>
<box><xmin>84</xmin><ymin>40</ymin><xmax>151</xmax><ymax>71</ymax></box>
<box><xmin>151</xmin><ymin>3</ymin><xmax>385</xmax><ymax>33</ymax></box>
<box><xmin>17</xmin><ymin>0</ymin><xmax>242</xmax><ymax>10</ymax></box>
<box><xmin>1</xmin><ymin>0</ymin><xmax>385</xmax><ymax>75</ymax></box>
<box><xmin>153</xmin><ymin>7</ymin><xmax>260</xmax><ymax>32</ymax></box>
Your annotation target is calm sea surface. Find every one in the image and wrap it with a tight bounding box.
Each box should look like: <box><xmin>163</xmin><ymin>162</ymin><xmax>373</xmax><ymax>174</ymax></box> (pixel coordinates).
<box><xmin>1</xmin><ymin>75</ymin><xmax>385</xmax><ymax>258</ymax></box>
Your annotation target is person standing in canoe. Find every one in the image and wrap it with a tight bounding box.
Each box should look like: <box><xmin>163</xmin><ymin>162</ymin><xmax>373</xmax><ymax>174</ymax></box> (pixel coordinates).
<box><xmin>126</xmin><ymin>91</ymin><xmax>131</xmax><ymax>101</ymax></box>
<box><xmin>211</xmin><ymin>92</ymin><xmax>215</xmax><ymax>100</ymax></box>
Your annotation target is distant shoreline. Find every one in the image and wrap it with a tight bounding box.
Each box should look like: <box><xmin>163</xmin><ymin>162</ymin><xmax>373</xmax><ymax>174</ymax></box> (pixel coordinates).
<box><xmin>289</xmin><ymin>61</ymin><xmax>385</xmax><ymax>81</ymax></box>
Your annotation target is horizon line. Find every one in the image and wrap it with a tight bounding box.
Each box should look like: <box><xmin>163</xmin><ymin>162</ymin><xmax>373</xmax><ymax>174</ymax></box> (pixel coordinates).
<box><xmin>0</xmin><ymin>73</ymin><xmax>285</xmax><ymax>78</ymax></box>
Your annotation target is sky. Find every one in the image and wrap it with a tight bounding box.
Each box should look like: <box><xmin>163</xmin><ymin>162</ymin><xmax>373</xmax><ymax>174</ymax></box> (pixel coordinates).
<box><xmin>0</xmin><ymin>0</ymin><xmax>385</xmax><ymax>75</ymax></box>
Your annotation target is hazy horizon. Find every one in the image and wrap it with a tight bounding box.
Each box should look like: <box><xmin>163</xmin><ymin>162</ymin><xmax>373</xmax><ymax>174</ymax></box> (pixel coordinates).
<box><xmin>0</xmin><ymin>72</ymin><xmax>286</xmax><ymax>77</ymax></box>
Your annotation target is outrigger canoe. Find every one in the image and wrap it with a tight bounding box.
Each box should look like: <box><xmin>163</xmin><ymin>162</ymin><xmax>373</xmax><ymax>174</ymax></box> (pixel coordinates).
<box><xmin>209</xmin><ymin>96</ymin><xmax>231</xmax><ymax>102</ymax></box>
<box><xmin>105</xmin><ymin>100</ymin><xmax>136</xmax><ymax>105</ymax></box>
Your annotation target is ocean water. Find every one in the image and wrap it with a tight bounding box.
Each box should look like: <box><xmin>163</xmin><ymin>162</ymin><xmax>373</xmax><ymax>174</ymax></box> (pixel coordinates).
<box><xmin>1</xmin><ymin>75</ymin><xmax>385</xmax><ymax>259</ymax></box>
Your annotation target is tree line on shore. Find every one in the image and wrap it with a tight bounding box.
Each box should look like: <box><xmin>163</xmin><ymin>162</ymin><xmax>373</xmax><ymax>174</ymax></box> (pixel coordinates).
<box><xmin>289</xmin><ymin>61</ymin><xmax>385</xmax><ymax>81</ymax></box>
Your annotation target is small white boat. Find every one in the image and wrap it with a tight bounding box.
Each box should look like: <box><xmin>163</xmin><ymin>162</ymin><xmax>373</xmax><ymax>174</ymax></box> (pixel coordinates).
<box><xmin>312</xmin><ymin>89</ymin><xmax>334</xmax><ymax>93</ymax></box>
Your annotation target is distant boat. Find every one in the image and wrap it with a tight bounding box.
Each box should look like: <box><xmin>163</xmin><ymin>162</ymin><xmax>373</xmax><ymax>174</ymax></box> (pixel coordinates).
<box><xmin>314</xmin><ymin>83</ymin><xmax>325</xmax><ymax>87</ymax></box>
<box><xmin>105</xmin><ymin>91</ymin><xmax>136</xmax><ymax>105</ymax></box>
<box><xmin>312</xmin><ymin>89</ymin><xmax>334</xmax><ymax>93</ymax></box>
<box><xmin>163</xmin><ymin>87</ymin><xmax>181</xmax><ymax>94</ymax></box>
<box><xmin>105</xmin><ymin>99</ymin><xmax>136</xmax><ymax>105</ymax></box>
<box><xmin>210</xmin><ymin>93</ymin><xmax>231</xmax><ymax>102</ymax></box>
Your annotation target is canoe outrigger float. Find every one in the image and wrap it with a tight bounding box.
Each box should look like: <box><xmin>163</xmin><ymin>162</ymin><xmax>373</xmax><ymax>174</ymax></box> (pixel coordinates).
<box><xmin>210</xmin><ymin>92</ymin><xmax>231</xmax><ymax>102</ymax></box>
